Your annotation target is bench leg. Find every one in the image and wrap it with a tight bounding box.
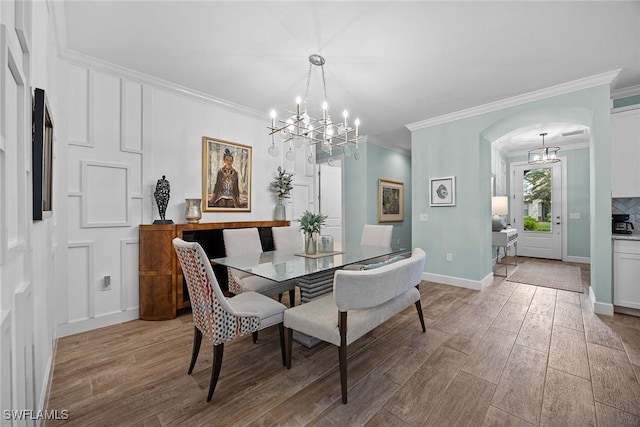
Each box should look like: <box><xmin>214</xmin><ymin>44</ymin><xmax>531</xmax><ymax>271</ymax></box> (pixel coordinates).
<box><xmin>285</xmin><ymin>327</ymin><xmax>293</xmax><ymax>369</ymax></box>
<box><xmin>339</xmin><ymin>311</ymin><xmax>348</xmax><ymax>404</ymax></box>
<box><xmin>415</xmin><ymin>300</ymin><xmax>426</xmax><ymax>332</ymax></box>
<box><xmin>252</xmin><ymin>331</ymin><xmax>258</xmax><ymax>343</ymax></box>
<box><xmin>289</xmin><ymin>289</ymin><xmax>296</xmax><ymax>307</ymax></box>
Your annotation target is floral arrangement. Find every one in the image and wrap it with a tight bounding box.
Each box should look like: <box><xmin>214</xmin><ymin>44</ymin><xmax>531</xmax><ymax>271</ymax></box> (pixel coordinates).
<box><xmin>269</xmin><ymin>166</ymin><xmax>294</xmax><ymax>199</ymax></box>
<box><xmin>298</xmin><ymin>210</ymin><xmax>328</xmax><ymax>235</ymax></box>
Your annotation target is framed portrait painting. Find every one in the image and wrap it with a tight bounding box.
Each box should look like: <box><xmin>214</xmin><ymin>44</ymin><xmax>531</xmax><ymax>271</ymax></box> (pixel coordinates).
<box><xmin>202</xmin><ymin>136</ymin><xmax>252</xmax><ymax>212</ymax></box>
<box><xmin>378</xmin><ymin>179</ymin><xmax>404</xmax><ymax>222</ymax></box>
<box><xmin>429</xmin><ymin>176</ymin><xmax>456</xmax><ymax>206</ymax></box>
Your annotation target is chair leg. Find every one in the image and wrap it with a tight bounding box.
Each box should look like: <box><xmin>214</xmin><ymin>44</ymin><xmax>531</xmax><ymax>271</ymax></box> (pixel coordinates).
<box><xmin>338</xmin><ymin>311</ymin><xmax>348</xmax><ymax>404</ymax></box>
<box><xmin>252</xmin><ymin>331</ymin><xmax>258</xmax><ymax>343</ymax></box>
<box><xmin>415</xmin><ymin>300</ymin><xmax>426</xmax><ymax>332</ymax></box>
<box><xmin>279</xmin><ymin>323</ymin><xmax>286</xmax><ymax>366</ymax></box>
<box><xmin>188</xmin><ymin>327</ymin><xmax>203</xmax><ymax>375</ymax></box>
<box><xmin>278</xmin><ymin>293</ymin><xmax>283</xmax><ymax>303</ymax></box>
<box><xmin>207</xmin><ymin>343</ymin><xmax>224</xmax><ymax>402</ymax></box>
<box><xmin>285</xmin><ymin>327</ymin><xmax>293</xmax><ymax>369</ymax></box>
<box><xmin>288</xmin><ymin>289</ymin><xmax>296</xmax><ymax>307</ymax></box>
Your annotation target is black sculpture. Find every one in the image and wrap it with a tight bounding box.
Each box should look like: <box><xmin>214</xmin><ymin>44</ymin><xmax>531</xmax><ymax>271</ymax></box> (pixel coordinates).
<box><xmin>153</xmin><ymin>175</ymin><xmax>173</xmax><ymax>224</ymax></box>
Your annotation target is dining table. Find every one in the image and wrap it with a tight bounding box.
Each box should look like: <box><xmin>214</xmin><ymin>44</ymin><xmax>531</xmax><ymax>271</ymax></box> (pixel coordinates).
<box><xmin>211</xmin><ymin>244</ymin><xmax>407</xmax><ymax>346</ymax></box>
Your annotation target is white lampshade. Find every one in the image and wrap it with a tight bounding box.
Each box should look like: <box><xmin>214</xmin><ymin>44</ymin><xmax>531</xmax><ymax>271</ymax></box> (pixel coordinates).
<box><xmin>492</xmin><ymin>196</ymin><xmax>509</xmax><ymax>215</ymax></box>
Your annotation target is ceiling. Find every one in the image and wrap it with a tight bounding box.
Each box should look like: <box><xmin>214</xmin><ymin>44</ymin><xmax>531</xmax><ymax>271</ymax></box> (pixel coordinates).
<box><xmin>61</xmin><ymin>1</ymin><xmax>640</xmax><ymax>153</ymax></box>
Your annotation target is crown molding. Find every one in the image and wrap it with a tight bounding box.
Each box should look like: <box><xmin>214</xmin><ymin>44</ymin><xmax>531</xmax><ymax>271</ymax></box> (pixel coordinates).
<box><xmin>406</xmin><ymin>69</ymin><xmax>621</xmax><ymax>131</ymax></box>
<box><xmin>365</xmin><ymin>135</ymin><xmax>411</xmax><ymax>156</ymax></box>
<box><xmin>611</xmin><ymin>84</ymin><xmax>640</xmax><ymax>99</ymax></box>
<box><xmin>59</xmin><ymin>49</ymin><xmax>268</xmax><ymax>120</ymax></box>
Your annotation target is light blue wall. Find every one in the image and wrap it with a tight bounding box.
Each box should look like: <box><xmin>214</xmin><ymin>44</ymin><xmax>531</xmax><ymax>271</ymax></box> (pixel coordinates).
<box><xmin>411</xmin><ymin>85</ymin><xmax>612</xmax><ymax>305</ymax></box>
<box><xmin>507</xmin><ymin>147</ymin><xmax>591</xmax><ymax>258</ymax></box>
<box><xmin>344</xmin><ymin>143</ymin><xmax>412</xmax><ymax>248</ymax></box>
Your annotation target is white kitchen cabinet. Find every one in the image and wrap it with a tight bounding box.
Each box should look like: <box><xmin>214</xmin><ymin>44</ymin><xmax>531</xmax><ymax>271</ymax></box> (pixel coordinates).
<box><xmin>613</xmin><ymin>239</ymin><xmax>640</xmax><ymax>310</ymax></box>
<box><xmin>611</xmin><ymin>108</ymin><xmax>640</xmax><ymax>198</ymax></box>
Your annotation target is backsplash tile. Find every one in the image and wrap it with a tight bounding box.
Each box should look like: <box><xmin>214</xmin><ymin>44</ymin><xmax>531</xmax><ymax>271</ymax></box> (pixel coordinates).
<box><xmin>612</xmin><ymin>198</ymin><xmax>640</xmax><ymax>231</ymax></box>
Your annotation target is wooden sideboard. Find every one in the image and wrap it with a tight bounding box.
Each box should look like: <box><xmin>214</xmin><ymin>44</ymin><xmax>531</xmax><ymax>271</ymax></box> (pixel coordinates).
<box><xmin>139</xmin><ymin>220</ymin><xmax>290</xmax><ymax>320</ymax></box>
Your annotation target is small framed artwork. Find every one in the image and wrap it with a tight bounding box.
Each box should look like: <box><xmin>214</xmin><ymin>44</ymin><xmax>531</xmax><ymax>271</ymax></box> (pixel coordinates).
<box><xmin>202</xmin><ymin>136</ymin><xmax>252</xmax><ymax>212</ymax></box>
<box><xmin>430</xmin><ymin>176</ymin><xmax>456</xmax><ymax>206</ymax></box>
<box><xmin>378</xmin><ymin>179</ymin><xmax>404</xmax><ymax>222</ymax></box>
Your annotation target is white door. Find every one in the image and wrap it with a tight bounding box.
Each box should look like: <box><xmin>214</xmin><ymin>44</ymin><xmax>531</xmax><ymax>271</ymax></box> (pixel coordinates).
<box><xmin>511</xmin><ymin>161</ymin><xmax>563</xmax><ymax>259</ymax></box>
<box><xmin>318</xmin><ymin>159</ymin><xmax>343</xmax><ymax>247</ymax></box>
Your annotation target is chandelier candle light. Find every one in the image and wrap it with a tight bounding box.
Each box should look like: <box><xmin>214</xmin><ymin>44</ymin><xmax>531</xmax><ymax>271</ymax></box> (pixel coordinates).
<box><xmin>268</xmin><ymin>54</ymin><xmax>361</xmax><ymax>163</ymax></box>
<box><xmin>528</xmin><ymin>132</ymin><xmax>560</xmax><ymax>165</ymax></box>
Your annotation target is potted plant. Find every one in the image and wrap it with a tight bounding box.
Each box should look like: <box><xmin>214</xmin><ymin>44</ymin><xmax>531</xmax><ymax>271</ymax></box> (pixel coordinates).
<box><xmin>298</xmin><ymin>210</ymin><xmax>328</xmax><ymax>255</ymax></box>
<box><xmin>269</xmin><ymin>166</ymin><xmax>294</xmax><ymax>220</ymax></box>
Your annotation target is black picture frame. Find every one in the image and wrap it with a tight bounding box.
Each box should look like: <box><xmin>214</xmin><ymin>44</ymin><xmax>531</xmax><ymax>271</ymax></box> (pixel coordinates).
<box><xmin>32</xmin><ymin>88</ymin><xmax>53</xmax><ymax>220</ymax></box>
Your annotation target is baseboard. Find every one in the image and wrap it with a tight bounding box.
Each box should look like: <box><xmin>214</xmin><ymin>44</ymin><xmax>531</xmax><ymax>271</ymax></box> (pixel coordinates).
<box><xmin>423</xmin><ymin>272</ymin><xmax>490</xmax><ymax>291</ymax></box>
<box><xmin>614</xmin><ymin>305</ymin><xmax>640</xmax><ymax>316</ymax></box>
<box><xmin>589</xmin><ymin>286</ymin><xmax>614</xmax><ymax>316</ymax></box>
<box><xmin>564</xmin><ymin>256</ymin><xmax>590</xmax><ymax>264</ymax></box>
<box><xmin>57</xmin><ymin>308</ymin><xmax>140</xmax><ymax>337</ymax></box>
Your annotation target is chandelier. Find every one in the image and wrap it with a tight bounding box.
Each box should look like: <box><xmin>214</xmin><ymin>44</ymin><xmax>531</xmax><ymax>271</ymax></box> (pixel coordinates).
<box><xmin>528</xmin><ymin>132</ymin><xmax>560</xmax><ymax>165</ymax></box>
<box><xmin>267</xmin><ymin>54</ymin><xmax>361</xmax><ymax>163</ymax></box>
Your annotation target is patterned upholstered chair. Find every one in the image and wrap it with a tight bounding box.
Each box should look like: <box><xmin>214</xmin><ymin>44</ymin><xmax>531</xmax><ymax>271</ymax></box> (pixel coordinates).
<box><xmin>223</xmin><ymin>228</ymin><xmax>296</xmax><ymax>307</ymax></box>
<box><xmin>272</xmin><ymin>226</ymin><xmax>304</xmax><ymax>251</ymax></box>
<box><xmin>172</xmin><ymin>238</ymin><xmax>286</xmax><ymax>402</ymax></box>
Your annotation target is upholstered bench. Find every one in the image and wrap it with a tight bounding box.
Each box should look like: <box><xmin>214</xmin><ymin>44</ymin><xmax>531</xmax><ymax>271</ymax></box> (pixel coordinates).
<box><xmin>283</xmin><ymin>247</ymin><xmax>427</xmax><ymax>404</ymax></box>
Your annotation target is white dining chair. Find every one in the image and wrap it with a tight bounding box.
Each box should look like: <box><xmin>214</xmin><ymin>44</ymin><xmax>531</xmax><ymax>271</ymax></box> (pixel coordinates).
<box><xmin>344</xmin><ymin>224</ymin><xmax>394</xmax><ymax>270</ymax></box>
<box><xmin>272</xmin><ymin>226</ymin><xmax>304</xmax><ymax>251</ymax></box>
<box><xmin>223</xmin><ymin>228</ymin><xmax>296</xmax><ymax>307</ymax></box>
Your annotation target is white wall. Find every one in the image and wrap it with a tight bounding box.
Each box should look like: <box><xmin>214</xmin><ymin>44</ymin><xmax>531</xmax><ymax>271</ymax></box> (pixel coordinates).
<box><xmin>56</xmin><ymin>54</ymin><xmax>316</xmax><ymax>337</ymax></box>
<box><xmin>1</xmin><ymin>0</ymin><xmax>59</xmax><ymax>419</ymax></box>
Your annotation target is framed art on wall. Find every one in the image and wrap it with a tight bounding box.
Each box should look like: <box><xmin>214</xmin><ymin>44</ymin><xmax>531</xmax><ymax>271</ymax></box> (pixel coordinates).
<box><xmin>429</xmin><ymin>176</ymin><xmax>456</xmax><ymax>206</ymax></box>
<box><xmin>378</xmin><ymin>179</ymin><xmax>404</xmax><ymax>222</ymax></box>
<box><xmin>33</xmin><ymin>88</ymin><xmax>54</xmax><ymax>220</ymax></box>
<box><xmin>202</xmin><ymin>136</ymin><xmax>252</xmax><ymax>212</ymax></box>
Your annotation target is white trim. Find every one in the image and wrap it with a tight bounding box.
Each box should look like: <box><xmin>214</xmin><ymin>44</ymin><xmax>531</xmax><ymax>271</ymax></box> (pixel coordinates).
<box><xmin>120</xmin><ymin>80</ymin><xmax>143</xmax><ymax>154</ymax></box>
<box><xmin>565</xmin><ymin>256</ymin><xmax>590</xmax><ymax>264</ymax></box>
<box><xmin>422</xmin><ymin>272</ymin><xmax>489</xmax><ymax>291</ymax></box>
<box><xmin>60</xmin><ymin>49</ymin><xmax>267</xmax><ymax>120</ymax></box>
<box><xmin>589</xmin><ymin>286</ymin><xmax>614</xmax><ymax>316</ymax></box>
<box><xmin>37</xmin><ymin>355</ymin><xmax>53</xmax><ymax>418</ymax></box>
<box><xmin>14</xmin><ymin>0</ymin><xmax>31</xmax><ymax>54</ymax></box>
<box><xmin>365</xmin><ymin>135</ymin><xmax>411</xmax><ymax>156</ymax></box>
<box><xmin>120</xmin><ymin>239</ymin><xmax>139</xmax><ymax>311</ymax></box>
<box><xmin>611</xmin><ymin>104</ymin><xmax>640</xmax><ymax>114</ymax></box>
<box><xmin>68</xmin><ymin>67</ymin><xmax>92</xmax><ymax>147</ymax></box>
<box><xmin>407</xmin><ymin>70</ymin><xmax>621</xmax><ymax>131</ymax></box>
<box><xmin>0</xmin><ymin>309</ymin><xmax>10</xmax><ymax>332</ymax></box>
<box><xmin>81</xmin><ymin>161</ymin><xmax>131</xmax><ymax>227</ymax></box>
<box><xmin>57</xmin><ymin>308</ymin><xmax>140</xmax><ymax>338</ymax></box>
<box><xmin>611</xmin><ymin>84</ymin><xmax>640</xmax><ymax>99</ymax></box>
<box><xmin>68</xmin><ymin>241</ymin><xmax>95</xmax><ymax>319</ymax></box>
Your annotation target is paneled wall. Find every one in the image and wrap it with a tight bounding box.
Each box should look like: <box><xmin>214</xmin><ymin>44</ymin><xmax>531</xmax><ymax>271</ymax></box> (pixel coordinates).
<box><xmin>1</xmin><ymin>0</ymin><xmax>58</xmax><ymax>420</ymax></box>
<box><xmin>57</xmin><ymin>57</ymin><xmax>316</xmax><ymax>336</ymax></box>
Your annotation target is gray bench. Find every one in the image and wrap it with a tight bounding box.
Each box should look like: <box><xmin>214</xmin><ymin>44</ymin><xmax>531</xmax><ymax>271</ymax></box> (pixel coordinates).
<box><xmin>283</xmin><ymin>247</ymin><xmax>427</xmax><ymax>403</ymax></box>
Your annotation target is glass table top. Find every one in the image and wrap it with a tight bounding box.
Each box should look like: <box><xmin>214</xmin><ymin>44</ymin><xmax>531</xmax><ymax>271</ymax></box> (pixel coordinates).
<box><xmin>211</xmin><ymin>245</ymin><xmax>406</xmax><ymax>282</ymax></box>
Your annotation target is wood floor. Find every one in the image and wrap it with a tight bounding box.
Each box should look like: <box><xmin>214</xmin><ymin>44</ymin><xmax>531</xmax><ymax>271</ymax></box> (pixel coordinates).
<box><xmin>45</xmin><ymin>259</ymin><xmax>640</xmax><ymax>426</ymax></box>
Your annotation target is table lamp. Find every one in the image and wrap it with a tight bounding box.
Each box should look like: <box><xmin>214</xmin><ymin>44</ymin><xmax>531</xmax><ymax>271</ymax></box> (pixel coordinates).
<box><xmin>492</xmin><ymin>196</ymin><xmax>509</xmax><ymax>231</ymax></box>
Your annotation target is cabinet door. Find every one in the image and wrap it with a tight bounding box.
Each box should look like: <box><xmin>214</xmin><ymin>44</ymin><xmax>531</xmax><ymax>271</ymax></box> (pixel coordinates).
<box><xmin>611</xmin><ymin>108</ymin><xmax>640</xmax><ymax>198</ymax></box>
<box><xmin>613</xmin><ymin>251</ymin><xmax>640</xmax><ymax>309</ymax></box>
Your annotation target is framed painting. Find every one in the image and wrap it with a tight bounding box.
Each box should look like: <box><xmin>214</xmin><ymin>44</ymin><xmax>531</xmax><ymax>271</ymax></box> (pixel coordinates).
<box><xmin>429</xmin><ymin>176</ymin><xmax>456</xmax><ymax>206</ymax></box>
<box><xmin>378</xmin><ymin>179</ymin><xmax>404</xmax><ymax>222</ymax></box>
<box><xmin>202</xmin><ymin>136</ymin><xmax>252</xmax><ymax>212</ymax></box>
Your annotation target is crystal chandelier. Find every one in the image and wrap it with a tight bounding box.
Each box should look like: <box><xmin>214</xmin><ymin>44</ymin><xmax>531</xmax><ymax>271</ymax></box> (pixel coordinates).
<box><xmin>528</xmin><ymin>132</ymin><xmax>560</xmax><ymax>165</ymax></box>
<box><xmin>268</xmin><ymin>54</ymin><xmax>361</xmax><ymax>163</ymax></box>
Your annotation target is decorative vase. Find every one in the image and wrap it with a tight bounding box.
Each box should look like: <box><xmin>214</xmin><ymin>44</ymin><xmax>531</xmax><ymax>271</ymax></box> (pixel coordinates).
<box><xmin>274</xmin><ymin>197</ymin><xmax>286</xmax><ymax>221</ymax></box>
<box><xmin>185</xmin><ymin>198</ymin><xmax>202</xmax><ymax>224</ymax></box>
<box><xmin>304</xmin><ymin>232</ymin><xmax>317</xmax><ymax>255</ymax></box>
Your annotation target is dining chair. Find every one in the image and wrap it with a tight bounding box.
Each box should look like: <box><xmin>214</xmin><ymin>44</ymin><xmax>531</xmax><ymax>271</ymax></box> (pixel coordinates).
<box><xmin>344</xmin><ymin>224</ymin><xmax>394</xmax><ymax>270</ymax></box>
<box><xmin>222</xmin><ymin>228</ymin><xmax>296</xmax><ymax>307</ymax></box>
<box><xmin>272</xmin><ymin>226</ymin><xmax>304</xmax><ymax>251</ymax></box>
<box><xmin>172</xmin><ymin>238</ymin><xmax>286</xmax><ymax>402</ymax></box>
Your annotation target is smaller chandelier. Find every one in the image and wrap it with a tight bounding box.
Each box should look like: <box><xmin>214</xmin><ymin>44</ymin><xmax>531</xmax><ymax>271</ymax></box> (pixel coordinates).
<box><xmin>528</xmin><ymin>132</ymin><xmax>560</xmax><ymax>165</ymax></box>
<box><xmin>267</xmin><ymin>54</ymin><xmax>361</xmax><ymax>163</ymax></box>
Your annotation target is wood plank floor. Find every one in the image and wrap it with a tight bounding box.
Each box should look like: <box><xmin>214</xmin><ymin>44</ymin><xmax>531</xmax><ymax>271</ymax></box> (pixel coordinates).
<box><xmin>45</xmin><ymin>258</ymin><xmax>640</xmax><ymax>426</ymax></box>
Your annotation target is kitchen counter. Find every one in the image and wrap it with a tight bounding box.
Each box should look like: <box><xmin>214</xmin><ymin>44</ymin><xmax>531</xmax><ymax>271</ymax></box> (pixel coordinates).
<box><xmin>612</xmin><ymin>233</ymin><xmax>640</xmax><ymax>241</ymax></box>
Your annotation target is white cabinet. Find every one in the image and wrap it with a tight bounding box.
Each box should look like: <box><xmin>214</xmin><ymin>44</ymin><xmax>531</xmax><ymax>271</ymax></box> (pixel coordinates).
<box><xmin>613</xmin><ymin>239</ymin><xmax>640</xmax><ymax>310</ymax></box>
<box><xmin>611</xmin><ymin>108</ymin><xmax>640</xmax><ymax>198</ymax></box>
